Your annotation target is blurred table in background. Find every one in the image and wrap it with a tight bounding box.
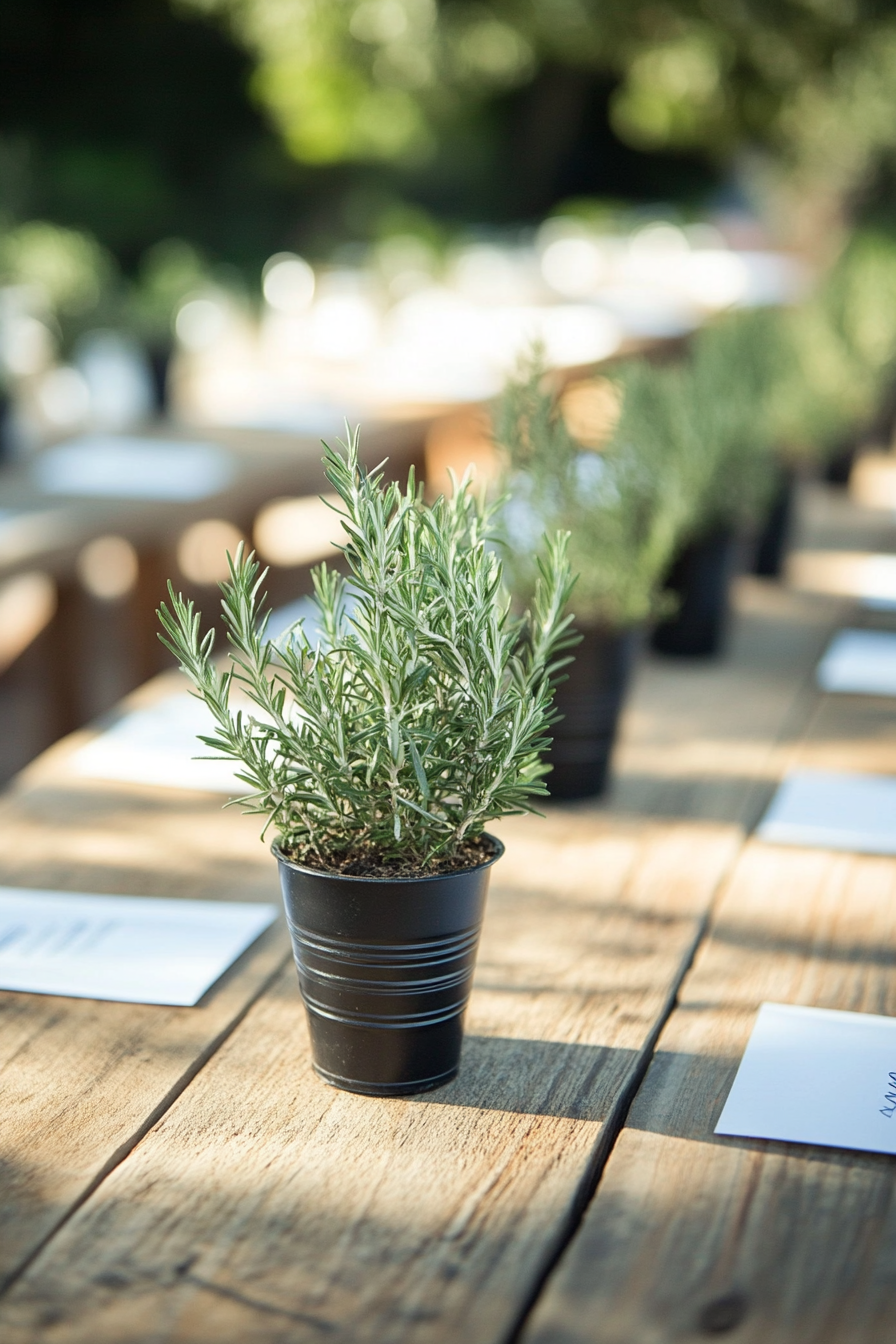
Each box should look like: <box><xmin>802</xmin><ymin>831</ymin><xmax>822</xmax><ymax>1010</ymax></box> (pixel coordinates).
<box><xmin>0</xmin><ymin>414</ymin><xmax>430</xmax><ymax>783</ymax></box>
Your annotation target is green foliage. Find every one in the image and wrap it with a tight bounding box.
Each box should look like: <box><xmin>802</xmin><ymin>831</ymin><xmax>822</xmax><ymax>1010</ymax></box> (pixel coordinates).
<box><xmin>778</xmin><ymin>231</ymin><xmax>896</xmax><ymax>457</ymax></box>
<box><xmin>495</xmin><ymin>355</ymin><xmax>692</xmax><ymax>628</ymax></box>
<box><xmin>158</xmin><ymin>427</ymin><xmax>577</xmax><ymax>872</ymax></box>
<box><xmin>0</xmin><ymin>221</ymin><xmax>115</xmax><ymax>318</ymax></box>
<box><xmin>681</xmin><ymin>308</ymin><xmax>783</xmax><ymax>530</ymax></box>
<box><xmin>129</xmin><ymin>239</ymin><xmax>215</xmax><ymax>344</ymax></box>
<box><xmin>497</xmin><ymin>313</ymin><xmax>786</xmax><ymax>628</ymax></box>
<box><xmin>183</xmin><ymin>0</ymin><xmax>896</xmax><ymax>211</ymax></box>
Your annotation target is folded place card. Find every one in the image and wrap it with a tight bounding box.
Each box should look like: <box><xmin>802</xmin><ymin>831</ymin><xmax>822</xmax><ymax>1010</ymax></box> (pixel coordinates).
<box><xmin>817</xmin><ymin>629</ymin><xmax>896</xmax><ymax>695</ymax></box>
<box><xmin>33</xmin><ymin>435</ymin><xmax>235</xmax><ymax>500</ymax></box>
<box><xmin>73</xmin><ymin>694</ymin><xmax>241</xmax><ymax>793</ymax></box>
<box><xmin>0</xmin><ymin>888</ymin><xmax>278</xmax><ymax>1006</ymax></box>
<box><xmin>757</xmin><ymin>770</ymin><xmax>896</xmax><ymax>855</ymax></box>
<box><xmin>716</xmin><ymin>1002</ymin><xmax>896</xmax><ymax>1156</ymax></box>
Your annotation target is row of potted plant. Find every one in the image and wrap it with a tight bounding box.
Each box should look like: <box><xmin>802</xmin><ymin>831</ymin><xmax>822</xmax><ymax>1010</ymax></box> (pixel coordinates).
<box><xmin>493</xmin><ymin>308</ymin><xmax>785</xmax><ymax>795</ymax></box>
<box><xmin>157</xmin><ymin>235</ymin><xmax>896</xmax><ymax>1099</ymax></box>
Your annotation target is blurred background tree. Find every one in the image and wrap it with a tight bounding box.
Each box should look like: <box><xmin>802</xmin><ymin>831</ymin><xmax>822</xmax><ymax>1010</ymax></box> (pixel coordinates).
<box><xmin>181</xmin><ymin>0</ymin><xmax>896</xmax><ymax>255</ymax></box>
<box><xmin>5</xmin><ymin>0</ymin><xmax>896</xmax><ymax>276</ymax></box>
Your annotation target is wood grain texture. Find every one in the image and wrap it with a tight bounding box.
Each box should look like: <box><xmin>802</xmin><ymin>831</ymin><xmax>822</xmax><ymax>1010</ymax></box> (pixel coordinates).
<box><xmin>522</xmin><ymin>683</ymin><xmax>896</xmax><ymax>1344</ymax></box>
<box><xmin>0</xmin><ymin>727</ymin><xmax>290</xmax><ymax>1292</ymax></box>
<box><xmin>0</xmin><ymin>814</ymin><xmax>739</xmax><ymax>1344</ymax></box>
<box><xmin>610</xmin><ymin>578</ymin><xmax>846</xmax><ymax>827</ymax></box>
<box><xmin>0</xmin><ymin>553</ymin><xmax>845</xmax><ymax>1341</ymax></box>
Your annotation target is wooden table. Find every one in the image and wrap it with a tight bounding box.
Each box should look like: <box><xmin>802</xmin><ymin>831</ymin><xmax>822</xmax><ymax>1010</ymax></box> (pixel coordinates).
<box><xmin>0</xmin><ymin>487</ymin><xmax>893</xmax><ymax>1342</ymax></box>
<box><xmin>0</xmin><ymin>415</ymin><xmax>429</xmax><ymax>775</ymax></box>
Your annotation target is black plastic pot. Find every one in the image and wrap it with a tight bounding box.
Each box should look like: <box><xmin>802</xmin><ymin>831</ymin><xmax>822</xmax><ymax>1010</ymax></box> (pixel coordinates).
<box><xmin>651</xmin><ymin>530</ymin><xmax>738</xmax><ymax>658</ymax></box>
<box><xmin>546</xmin><ymin>624</ymin><xmax>639</xmax><ymax>800</ymax></box>
<box><xmin>753</xmin><ymin>469</ymin><xmax>796</xmax><ymax>579</ymax></box>
<box><xmin>275</xmin><ymin>838</ymin><xmax>503</xmax><ymax>1097</ymax></box>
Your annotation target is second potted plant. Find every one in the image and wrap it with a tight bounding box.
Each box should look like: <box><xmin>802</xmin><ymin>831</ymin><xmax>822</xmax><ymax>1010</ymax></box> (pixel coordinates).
<box><xmin>495</xmin><ymin>355</ymin><xmax>693</xmax><ymax>798</ymax></box>
<box><xmin>159</xmin><ymin>429</ymin><xmax>575</xmax><ymax>1096</ymax></box>
<box><xmin>649</xmin><ymin>310</ymin><xmax>782</xmax><ymax>657</ymax></box>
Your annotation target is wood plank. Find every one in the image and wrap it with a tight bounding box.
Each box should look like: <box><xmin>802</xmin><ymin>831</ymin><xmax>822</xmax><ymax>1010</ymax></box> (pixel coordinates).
<box><xmin>611</xmin><ymin>577</ymin><xmax>845</xmax><ymax>826</ymax></box>
<box><xmin>0</xmin><ymin>814</ymin><xmax>739</xmax><ymax>1344</ymax></box>
<box><xmin>521</xmin><ymin>668</ymin><xmax>896</xmax><ymax>1343</ymax></box>
<box><xmin>0</xmin><ymin>725</ymin><xmax>290</xmax><ymax>1294</ymax></box>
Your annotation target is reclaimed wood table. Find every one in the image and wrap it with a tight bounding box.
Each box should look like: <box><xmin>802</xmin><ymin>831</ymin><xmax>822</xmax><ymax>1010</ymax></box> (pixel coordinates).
<box><xmin>0</xmin><ymin>517</ymin><xmax>892</xmax><ymax>1340</ymax></box>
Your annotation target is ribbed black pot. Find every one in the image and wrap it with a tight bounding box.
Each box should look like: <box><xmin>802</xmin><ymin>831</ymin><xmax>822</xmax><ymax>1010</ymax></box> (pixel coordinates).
<box><xmin>546</xmin><ymin>624</ymin><xmax>638</xmax><ymax>800</ymax></box>
<box><xmin>753</xmin><ymin>469</ymin><xmax>796</xmax><ymax>579</ymax></box>
<box><xmin>651</xmin><ymin>530</ymin><xmax>737</xmax><ymax>658</ymax></box>
<box><xmin>275</xmin><ymin>838</ymin><xmax>503</xmax><ymax>1097</ymax></box>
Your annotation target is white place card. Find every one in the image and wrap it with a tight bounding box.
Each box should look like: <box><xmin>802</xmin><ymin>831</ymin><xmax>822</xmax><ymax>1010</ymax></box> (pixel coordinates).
<box><xmin>0</xmin><ymin>888</ymin><xmax>278</xmax><ymax>1006</ymax></box>
<box><xmin>716</xmin><ymin>1002</ymin><xmax>896</xmax><ymax>1156</ymax></box>
<box><xmin>72</xmin><ymin>694</ymin><xmax>241</xmax><ymax>793</ymax></box>
<box><xmin>33</xmin><ymin>435</ymin><xmax>235</xmax><ymax>500</ymax></box>
<box><xmin>757</xmin><ymin>770</ymin><xmax>896</xmax><ymax>855</ymax></box>
<box><xmin>817</xmin><ymin>629</ymin><xmax>896</xmax><ymax>695</ymax></box>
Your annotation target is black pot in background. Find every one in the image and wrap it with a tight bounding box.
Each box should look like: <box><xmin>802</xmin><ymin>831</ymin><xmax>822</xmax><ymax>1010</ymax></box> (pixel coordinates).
<box><xmin>546</xmin><ymin>624</ymin><xmax>639</xmax><ymax>800</ymax></box>
<box><xmin>651</xmin><ymin>530</ymin><xmax>738</xmax><ymax>659</ymax></box>
<box><xmin>753</xmin><ymin>468</ymin><xmax>796</xmax><ymax>579</ymax></box>
<box><xmin>823</xmin><ymin>442</ymin><xmax>856</xmax><ymax>487</ymax></box>
<box><xmin>147</xmin><ymin>341</ymin><xmax>173</xmax><ymax>416</ymax></box>
<box><xmin>275</xmin><ymin>838</ymin><xmax>503</xmax><ymax>1097</ymax></box>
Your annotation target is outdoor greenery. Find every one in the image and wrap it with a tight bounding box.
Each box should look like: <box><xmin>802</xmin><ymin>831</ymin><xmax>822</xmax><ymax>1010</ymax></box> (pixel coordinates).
<box><xmin>495</xmin><ymin>354</ymin><xmax>692</xmax><ymax>627</ymax></box>
<box><xmin>678</xmin><ymin>309</ymin><xmax>784</xmax><ymax>532</ymax></box>
<box><xmin>185</xmin><ymin>0</ymin><xmax>896</xmax><ymax>248</ymax></box>
<box><xmin>776</xmin><ymin>231</ymin><xmax>896</xmax><ymax>459</ymax></box>
<box><xmin>158</xmin><ymin>428</ymin><xmax>577</xmax><ymax>873</ymax></box>
<box><xmin>496</xmin><ymin>311</ymin><xmax>790</xmax><ymax>629</ymax></box>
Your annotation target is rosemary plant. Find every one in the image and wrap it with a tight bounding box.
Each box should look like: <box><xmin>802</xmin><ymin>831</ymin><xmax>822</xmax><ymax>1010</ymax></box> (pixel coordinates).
<box><xmin>680</xmin><ymin>307</ymin><xmax>783</xmax><ymax>532</ymax></box>
<box><xmin>158</xmin><ymin>429</ymin><xmax>576</xmax><ymax>875</ymax></box>
<box><xmin>495</xmin><ymin>354</ymin><xmax>693</xmax><ymax>627</ymax></box>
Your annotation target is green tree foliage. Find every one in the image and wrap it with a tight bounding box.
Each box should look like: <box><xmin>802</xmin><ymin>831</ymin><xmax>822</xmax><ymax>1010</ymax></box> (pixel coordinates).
<box><xmin>181</xmin><ymin>0</ymin><xmax>896</xmax><ymax>218</ymax></box>
<box><xmin>159</xmin><ymin>428</ymin><xmax>577</xmax><ymax>872</ymax></box>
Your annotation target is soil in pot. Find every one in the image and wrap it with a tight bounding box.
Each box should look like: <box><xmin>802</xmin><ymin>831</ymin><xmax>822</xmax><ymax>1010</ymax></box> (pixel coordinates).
<box><xmin>546</xmin><ymin>624</ymin><xmax>639</xmax><ymax>800</ymax></box>
<box><xmin>651</xmin><ymin>529</ymin><xmax>738</xmax><ymax>658</ymax></box>
<box><xmin>276</xmin><ymin>837</ymin><xmax>503</xmax><ymax>1097</ymax></box>
<box><xmin>753</xmin><ymin>468</ymin><xmax>796</xmax><ymax>579</ymax></box>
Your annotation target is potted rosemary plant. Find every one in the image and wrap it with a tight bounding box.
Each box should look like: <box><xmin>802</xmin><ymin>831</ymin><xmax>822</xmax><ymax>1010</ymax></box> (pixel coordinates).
<box><xmin>159</xmin><ymin>429</ymin><xmax>575</xmax><ymax>1096</ymax></box>
<box><xmin>782</xmin><ymin>231</ymin><xmax>896</xmax><ymax>488</ymax></box>
<box><xmin>650</xmin><ymin>310</ymin><xmax>781</xmax><ymax>657</ymax></box>
<box><xmin>495</xmin><ymin>355</ymin><xmax>692</xmax><ymax>798</ymax></box>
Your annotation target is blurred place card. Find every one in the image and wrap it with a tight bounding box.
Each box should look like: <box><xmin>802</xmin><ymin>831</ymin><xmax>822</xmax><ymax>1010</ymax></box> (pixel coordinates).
<box><xmin>817</xmin><ymin>629</ymin><xmax>896</xmax><ymax>695</ymax></box>
<box><xmin>716</xmin><ymin>1003</ymin><xmax>896</xmax><ymax>1156</ymax></box>
<box><xmin>0</xmin><ymin>888</ymin><xmax>278</xmax><ymax>1006</ymax></box>
<box><xmin>757</xmin><ymin>770</ymin><xmax>896</xmax><ymax>855</ymax></box>
<box><xmin>33</xmin><ymin>435</ymin><xmax>235</xmax><ymax>500</ymax></box>
<box><xmin>73</xmin><ymin>694</ymin><xmax>240</xmax><ymax>793</ymax></box>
